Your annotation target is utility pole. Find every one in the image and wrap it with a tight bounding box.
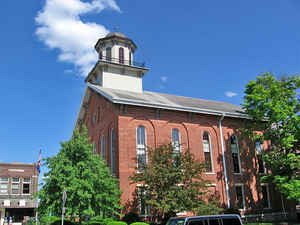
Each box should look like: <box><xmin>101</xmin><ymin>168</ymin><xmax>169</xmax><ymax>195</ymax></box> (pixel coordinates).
<box><xmin>61</xmin><ymin>189</ymin><xmax>67</xmax><ymax>225</ymax></box>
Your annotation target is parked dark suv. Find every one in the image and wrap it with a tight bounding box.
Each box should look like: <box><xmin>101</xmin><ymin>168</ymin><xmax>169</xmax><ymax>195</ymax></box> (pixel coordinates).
<box><xmin>166</xmin><ymin>215</ymin><xmax>243</xmax><ymax>225</ymax></box>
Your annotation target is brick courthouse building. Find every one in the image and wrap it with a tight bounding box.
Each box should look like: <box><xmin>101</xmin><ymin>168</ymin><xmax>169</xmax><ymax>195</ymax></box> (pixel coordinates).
<box><xmin>74</xmin><ymin>32</ymin><xmax>295</xmax><ymax>220</ymax></box>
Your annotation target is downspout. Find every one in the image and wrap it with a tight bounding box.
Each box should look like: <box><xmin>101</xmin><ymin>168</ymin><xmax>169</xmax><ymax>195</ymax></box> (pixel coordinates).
<box><xmin>219</xmin><ymin>113</ymin><xmax>230</xmax><ymax>208</ymax></box>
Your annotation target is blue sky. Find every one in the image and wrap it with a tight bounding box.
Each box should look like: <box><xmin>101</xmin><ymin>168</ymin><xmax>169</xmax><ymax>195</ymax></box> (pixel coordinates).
<box><xmin>1</xmin><ymin>0</ymin><xmax>300</xmax><ymax>169</ymax></box>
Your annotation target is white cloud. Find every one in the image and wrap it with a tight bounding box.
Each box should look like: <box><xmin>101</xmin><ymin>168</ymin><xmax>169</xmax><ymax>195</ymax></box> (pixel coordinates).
<box><xmin>160</xmin><ymin>76</ymin><xmax>168</xmax><ymax>82</ymax></box>
<box><xmin>35</xmin><ymin>0</ymin><xmax>120</xmax><ymax>76</ymax></box>
<box><xmin>64</xmin><ymin>69</ymin><xmax>74</xmax><ymax>74</ymax></box>
<box><xmin>225</xmin><ymin>91</ymin><xmax>238</xmax><ymax>98</ymax></box>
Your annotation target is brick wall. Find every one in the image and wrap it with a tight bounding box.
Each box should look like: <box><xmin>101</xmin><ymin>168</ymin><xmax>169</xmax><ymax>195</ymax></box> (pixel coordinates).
<box><xmin>0</xmin><ymin>163</ymin><xmax>38</xmax><ymax>208</ymax></box>
<box><xmin>85</xmin><ymin>89</ymin><xmax>294</xmax><ymax>216</ymax></box>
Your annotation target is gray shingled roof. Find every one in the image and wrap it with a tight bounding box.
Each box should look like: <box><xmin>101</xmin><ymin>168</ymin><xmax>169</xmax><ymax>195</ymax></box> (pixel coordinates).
<box><xmin>87</xmin><ymin>83</ymin><xmax>247</xmax><ymax>118</ymax></box>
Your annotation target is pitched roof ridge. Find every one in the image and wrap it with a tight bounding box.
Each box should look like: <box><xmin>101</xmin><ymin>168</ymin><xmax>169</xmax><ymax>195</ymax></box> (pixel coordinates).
<box><xmin>143</xmin><ymin>90</ymin><xmax>242</xmax><ymax>110</ymax></box>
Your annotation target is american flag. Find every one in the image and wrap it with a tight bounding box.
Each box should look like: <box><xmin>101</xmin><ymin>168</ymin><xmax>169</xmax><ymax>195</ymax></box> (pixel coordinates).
<box><xmin>37</xmin><ymin>149</ymin><xmax>41</xmax><ymax>173</ymax></box>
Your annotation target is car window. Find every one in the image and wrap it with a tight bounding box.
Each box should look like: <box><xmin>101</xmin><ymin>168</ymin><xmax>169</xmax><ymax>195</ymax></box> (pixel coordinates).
<box><xmin>188</xmin><ymin>220</ymin><xmax>204</xmax><ymax>225</ymax></box>
<box><xmin>222</xmin><ymin>218</ymin><xmax>242</xmax><ymax>225</ymax></box>
<box><xmin>208</xmin><ymin>219</ymin><xmax>220</xmax><ymax>225</ymax></box>
<box><xmin>166</xmin><ymin>219</ymin><xmax>185</xmax><ymax>225</ymax></box>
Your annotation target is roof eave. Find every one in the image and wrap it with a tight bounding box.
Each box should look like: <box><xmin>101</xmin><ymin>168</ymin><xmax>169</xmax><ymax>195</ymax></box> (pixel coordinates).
<box><xmin>87</xmin><ymin>83</ymin><xmax>249</xmax><ymax>119</ymax></box>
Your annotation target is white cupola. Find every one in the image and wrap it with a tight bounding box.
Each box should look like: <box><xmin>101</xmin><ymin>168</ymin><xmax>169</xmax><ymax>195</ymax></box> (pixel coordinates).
<box><xmin>85</xmin><ymin>32</ymin><xmax>148</xmax><ymax>93</ymax></box>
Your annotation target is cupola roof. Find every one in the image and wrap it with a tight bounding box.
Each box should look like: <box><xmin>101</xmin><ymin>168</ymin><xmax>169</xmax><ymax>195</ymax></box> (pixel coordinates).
<box><xmin>105</xmin><ymin>32</ymin><xmax>127</xmax><ymax>38</ymax></box>
<box><xmin>95</xmin><ymin>32</ymin><xmax>137</xmax><ymax>52</ymax></box>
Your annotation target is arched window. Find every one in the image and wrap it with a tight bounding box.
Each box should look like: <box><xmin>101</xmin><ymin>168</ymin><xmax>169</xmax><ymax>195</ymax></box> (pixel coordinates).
<box><xmin>256</xmin><ymin>141</ymin><xmax>265</xmax><ymax>174</ymax></box>
<box><xmin>93</xmin><ymin>143</ymin><xmax>96</xmax><ymax>154</ymax></box>
<box><xmin>106</xmin><ymin>47</ymin><xmax>112</xmax><ymax>61</ymax></box>
<box><xmin>137</xmin><ymin>126</ymin><xmax>146</xmax><ymax>171</ymax></box>
<box><xmin>110</xmin><ymin>129</ymin><xmax>116</xmax><ymax>174</ymax></box>
<box><xmin>101</xmin><ymin>135</ymin><xmax>105</xmax><ymax>159</ymax></box>
<box><xmin>129</xmin><ymin>50</ymin><xmax>132</xmax><ymax>65</ymax></box>
<box><xmin>171</xmin><ymin>128</ymin><xmax>181</xmax><ymax>153</ymax></box>
<box><xmin>231</xmin><ymin>135</ymin><xmax>241</xmax><ymax>173</ymax></box>
<box><xmin>203</xmin><ymin>131</ymin><xmax>213</xmax><ymax>172</ymax></box>
<box><xmin>99</xmin><ymin>50</ymin><xmax>103</xmax><ymax>60</ymax></box>
<box><xmin>119</xmin><ymin>47</ymin><xmax>124</xmax><ymax>64</ymax></box>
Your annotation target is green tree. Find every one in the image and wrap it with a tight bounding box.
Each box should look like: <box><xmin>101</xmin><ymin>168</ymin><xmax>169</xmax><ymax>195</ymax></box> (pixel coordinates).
<box><xmin>36</xmin><ymin>126</ymin><xmax>122</xmax><ymax>224</ymax></box>
<box><xmin>243</xmin><ymin>72</ymin><xmax>300</xmax><ymax>201</ymax></box>
<box><xmin>130</xmin><ymin>144</ymin><xmax>221</xmax><ymax>221</ymax></box>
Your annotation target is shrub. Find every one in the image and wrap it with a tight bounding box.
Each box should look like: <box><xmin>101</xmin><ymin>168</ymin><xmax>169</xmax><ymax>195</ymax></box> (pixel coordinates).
<box><xmin>107</xmin><ymin>221</ymin><xmax>127</xmax><ymax>225</ymax></box>
<box><xmin>103</xmin><ymin>218</ymin><xmax>114</xmax><ymax>225</ymax></box>
<box><xmin>87</xmin><ymin>221</ymin><xmax>103</xmax><ymax>225</ymax></box>
<box><xmin>90</xmin><ymin>216</ymin><xmax>103</xmax><ymax>222</ymax></box>
<box><xmin>130</xmin><ymin>222</ymin><xmax>149</xmax><ymax>225</ymax></box>
<box><xmin>122</xmin><ymin>212</ymin><xmax>140</xmax><ymax>225</ymax></box>
<box><xmin>40</xmin><ymin>216</ymin><xmax>61</xmax><ymax>224</ymax></box>
<box><xmin>88</xmin><ymin>216</ymin><xmax>104</xmax><ymax>225</ymax></box>
<box><xmin>49</xmin><ymin>219</ymin><xmax>76</xmax><ymax>225</ymax></box>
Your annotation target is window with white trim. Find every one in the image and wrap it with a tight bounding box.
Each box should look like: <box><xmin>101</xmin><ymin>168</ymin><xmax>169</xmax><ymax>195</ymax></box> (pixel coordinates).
<box><xmin>110</xmin><ymin>129</ymin><xmax>116</xmax><ymax>174</ymax></box>
<box><xmin>137</xmin><ymin>125</ymin><xmax>146</xmax><ymax>171</ymax></box>
<box><xmin>106</xmin><ymin>47</ymin><xmax>112</xmax><ymax>61</ymax></box>
<box><xmin>231</xmin><ymin>135</ymin><xmax>241</xmax><ymax>173</ymax></box>
<box><xmin>12</xmin><ymin>177</ymin><xmax>20</xmax><ymax>194</ymax></box>
<box><xmin>235</xmin><ymin>184</ymin><xmax>245</xmax><ymax>210</ymax></box>
<box><xmin>99</xmin><ymin>50</ymin><xmax>103</xmax><ymax>60</ymax></box>
<box><xmin>93</xmin><ymin>143</ymin><xmax>96</xmax><ymax>154</ymax></box>
<box><xmin>256</xmin><ymin>141</ymin><xmax>265</xmax><ymax>174</ymax></box>
<box><xmin>171</xmin><ymin>128</ymin><xmax>181</xmax><ymax>153</ymax></box>
<box><xmin>138</xmin><ymin>186</ymin><xmax>150</xmax><ymax>216</ymax></box>
<box><xmin>23</xmin><ymin>178</ymin><xmax>31</xmax><ymax>194</ymax></box>
<box><xmin>101</xmin><ymin>135</ymin><xmax>106</xmax><ymax>159</ymax></box>
<box><xmin>0</xmin><ymin>177</ymin><xmax>8</xmax><ymax>194</ymax></box>
<box><xmin>261</xmin><ymin>184</ymin><xmax>271</xmax><ymax>209</ymax></box>
<box><xmin>129</xmin><ymin>51</ymin><xmax>132</xmax><ymax>65</ymax></box>
<box><xmin>119</xmin><ymin>47</ymin><xmax>124</xmax><ymax>64</ymax></box>
<box><xmin>203</xmin><ymin>131</ymin><xmax>213</xmax><ymax>173</ymax></box>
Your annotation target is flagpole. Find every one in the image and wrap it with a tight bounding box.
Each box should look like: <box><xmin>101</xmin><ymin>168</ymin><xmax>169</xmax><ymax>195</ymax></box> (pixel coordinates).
<box><xmin>36</xmin><ymin>148</ymin><xmax>42</xmax><ymax>225</ymax></box>
<box><xmin>62</xmin><ymin>189</ymin><xmax>67</xmax><ymax>225</ymax></box>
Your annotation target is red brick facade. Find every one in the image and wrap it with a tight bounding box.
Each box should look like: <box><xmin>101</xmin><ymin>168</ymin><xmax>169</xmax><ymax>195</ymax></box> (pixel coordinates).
<box><xmin>82</xmin><ymin>89</ymin><xmax>295</xmax><ymax>218</ymax></box>
<box><xmin>0</xmin><ymin>163</ymin><xmax>38</xmax><ymax>223</ymax></box>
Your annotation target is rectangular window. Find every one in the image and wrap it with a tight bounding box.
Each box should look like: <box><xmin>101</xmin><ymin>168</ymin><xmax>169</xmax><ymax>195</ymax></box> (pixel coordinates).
<box><xmin>261</xmin><ymin>184</ymin><xmax>271</xmax><ymax>209</ymax></box>
<box><xmin>12</xmin><ymin>184</ymin><xmax>19</xmax><ymax>194</ymax></box>
<box><xmin>0</xmin><ymin>177</ymin><xmax>8</xmax><ymax>182</ymax></box>
<box><xmin>101</xmin><ymin>135</ymin><xmax>106</xmax><ymax>159</ymax></box>
<box><xmin>23</xmin><ymin>178</ymin><xmax>31</xmax><ymax>194</ymax></box>
<box><xmin>256</xmin><ymin>141</ymin><xmax>265</xmax><ymax>174</ymax></box>
<box><xmin>12</xmin><ymin>177</ymin><xmax>20</xmax><ymax>194</ymax></box>
<box><xmin>231</xmin><ymin>136</ymin><xmax>241</xmax><ymax>173</ymax></box>
<box><xmin>23</xmin><ymin>184</ymin><xmax>30</xmax><ymax>194</ymax></box>
<box><xmin>137</xmin><ymin>126</ymin><xmax>147</xmax><ymax>171</ymax></box>
<box><xmin>93</xmin><ymin>143</ymin><xmax>96</xmax><ymax>154</ymax></box>
<box><xmin>172</xmin><ymin>129</ymin><xmax>181</xmax><ymax>153</ymax></box>
<box><xmin>12</xmin><ymin>177</ymin><xmax>20</xmax><ymax>183</ymax></box>
<box><xmin>235</xmin><ymin>185</ymin><xmax>245</xmax><ymax>209</ymax></box>
<box><xmin>203</xmin><ymin>132</ymin><xmax>213</xmax><ymax>173</ymax></box>
<box><xmin>0</xmin><ymin>184</ymin><xmax>8</xmax><ymax>194</ymax></box>
<box><xmin>138</xmin><ymin>187</ymin><xmax>149</xmax><ymax>216</ymax></box>
<box><xmin>110</xmin><ymin>129</ymin><xmax>116</xmax><ymax>175</ymax></box>
<box><xmin>23</xmin><ymin>178</ymin><xmax>31</xmax><ymax>183</ymax></box>
<box><xmin>0</xmin><ymin>177</ymin><xmax>8</xmax><ymax>194</ymax></box>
